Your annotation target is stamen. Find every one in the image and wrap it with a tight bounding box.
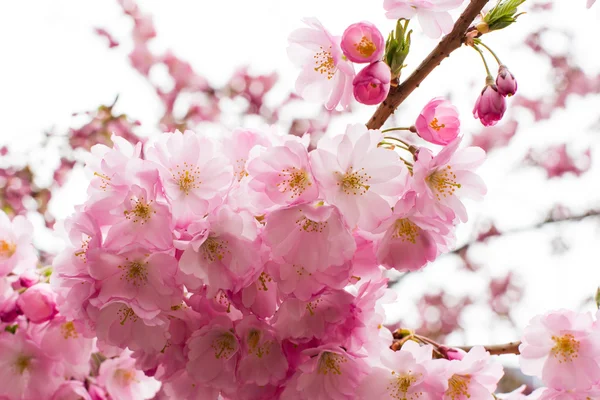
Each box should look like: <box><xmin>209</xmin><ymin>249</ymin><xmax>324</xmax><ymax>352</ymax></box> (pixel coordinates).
<box><xmin>61</xmin><ymin>321</ymin><xmax>79</xmax><ymax>339</ymax></box>
<box><xmin>14</xmin><ymin>355</ymin><xmax>32</xmax><ymax>375</ymax></box>
<box><xmin>387</xmin><ymin>371</ymin><xmax>420</xmax><ymax>400</ymax></box>
<box><xmin>445</xmin><ymin>374</ymin><xmax>471</xmax><ymax>400</ymax></box>
<box><xmin>295</xmin><ymin>214</ymin><xmax>328</xmax><ymax>233</ymax></box>
<box><xmin>211</xmin><ymin>332</ymin><xmax>237</xmax><ymax>359</ymax></box>
<box><xmin>202</xmin><ymin>237</ymin><xmax>229</xmax><ymax>263</ymax></box>
<box><xmin>317</xmin><ymin>352</ymin><xmax>347</xmax><ymax>375</ymax></box>
<box><xmin>426</xmin><ymin>165</ymin><xmax>461</xmax><ymax>201</ymax></box>
<box><xmin>353</xmin><ymin>36</ymin><xmax>377</xmax><ymax>58</ymax></box>
<box><xmin>257</xmin><ymin>272</ymin><xmax>273</xmax><ymax>291</ymax></box>
<box><xmin>118</xmin><ymin>259</ymin><xmax>149</xmax><ymax>287</ymax></box>
<box><xmin>0</xmin><ymin>240</ymin><xmax>17</xmax><ymax>259</ymax></box>
<box><xmin>117</xmin><ymin>306</ymin><xmax>138</xmax><ymax>326</ymax></box>
<box><xmin>123</xmin><ymin>197</ymin><xmax>155</xmax><ymax>224</ymax></box>
<box><xmin>335</xmin><ymin>167</ymin><xmax>371</xmax><ymax>196</ymax></box>
<box><xmin>314</xmin><ymin>46</ymin><xmax>336</xmax><ymax>80</ymax></box>
<box><xmin>551</xmin><ymin>334</ymin><xmax>580</xmax><ymax>363</ymax></box>
<box><xmin>277</xmin><ymin>167</ymin><xmax>311</xmax><ymax>199</ymax></box>
<box><xmin>170</xmin><ymin>162</ymin><xmax>202</xmax><ymax>195</ymax></box>
<box><xmin>429</xmin><ymin>118</ymin><xmax>446</xmax><ymax>132</ymax></box>
<box><xmin>393</xmin><ymin>219</ymin><xmax>420</xmax><ymax>244</ymax></box>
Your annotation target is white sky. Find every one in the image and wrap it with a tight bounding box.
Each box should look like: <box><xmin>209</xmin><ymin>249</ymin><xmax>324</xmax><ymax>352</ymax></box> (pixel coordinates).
<box><xmin>1</xmin><ymin>0</ymin><xmax>600</xmax><ymax>351</ymax></box>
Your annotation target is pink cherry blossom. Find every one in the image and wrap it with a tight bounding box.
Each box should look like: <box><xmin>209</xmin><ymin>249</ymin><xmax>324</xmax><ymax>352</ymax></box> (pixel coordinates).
<box><xmin>0</xmin><ymin>328</ymin><xmax>64</xmax><ymax>399</ymax></box>
<box><xmin>263</xmin><ymin>203</ymin><xmax>356</xmax><ymax>272</ymax></box>
<box><xmin>496</xmin><ymin>65</ymin><xmax>518</xmax><ymax>97</ymax></box>
<box><xmin>536</xmin><ymin>387</ymin><xmax>600</xmax><ymax>399</ymax></box>
<box><xmin>352</xmin><ymin>61</ymin><xmax>391</xmax><ymax>105</ymax></box>
<box><xmin>415</xmin><ymin>97</ymin><xmax>461</xmax><ymax>145</ymax></box>
<box><xmin>246</xmin><ymin>139</ymin><xmax>319</xmax><ymax>210</ymax></box>
<box><xmin>51</xmin><ymin>380</ymin><xmax>92</xmax><ymax>400</ymax></box>
<box><xmin>384</xmin><ymin>0</ymin><xmax>465</xmax><ymax>38</ymax></box>
<box><xmin>358</xmin><ymin>341</ymin><xmax>446</xmax><ymax>400</ymax></box>
<box><xmin>178</xmin><ymin>206</ymin><xmax>262</xmax><ymax>296</ymax></box>
<box><xmin>186</xmin><ymin>316</ymin><xmax>240</xmax><ymax>389</ymax></box>
<box><xmin>442</xmin><ymin>346</ymin><xmax>504</xmax><ymax>400</ymax></box>
<box><xmin>97</xmin><ymin>350</ymin><xmax>161</xmax><ymax>400</ymax></box>
<box><xmin>288</xmin><ymin>18</ymin><xmax>355</xmax><ymax>110</ymax></box>
<box><xmin>235</xmin><ymin>316</ymin><xmax>288</xmax><ymax>386</ymax></box>
<box><xmin>310</xmin><ymin>124</ymin><xmax>409</xmax><ymax>230</ymax></box>
<box><xmin>412</xmin><ymin>137</ymin><xmax>487</xmax><ymax>223</ymax></box>
<box><xmin>588</xmin><ymin>0</ymin><xmax>596</xmax><ymax>8</ymax></box>
<box><xmin>234</xmin><ymin>269</ymin><xmax>279</xmax><ymax>319</ymax></box>
<box><xmin>161</xmin><ymin>370</ymin><xmax>220</xmax><ymax>400</ymax></box>
<box><xmin>341</xmin><ymin>22</ymin><xmax>385</xmax><ymax>63</ymax></box>
<box><xmin>16</xmin><ymin>283</ymin><xmax>58</xmax><ymax>324</ymax></box>
<box><xmin>146</xmin><ymin>130</ymin><xmax>233</xmax><ymax>226</ymax></box>
<box><xmin>519</xmin><ymin>309</ymin><xmax>600</xmax><ymax>390</ymax></box>
<box><xmin>281</xmin><ymin>346</ymin><xmax>370</xmax><ymax>400</ymax></box>
<box><xmin>473</xmin><ymin>83</ymin><xmax>507</xmax><ymax>126</ymax></box>
<box><xmin>0</xmin><ymin>212</ymin><xmax>37</xmax><ymax>277</ymax></box>
<box><xmin>373</xmin><ymin>191</ymin><xmax>454</xmax><ymax>272</ymax></box>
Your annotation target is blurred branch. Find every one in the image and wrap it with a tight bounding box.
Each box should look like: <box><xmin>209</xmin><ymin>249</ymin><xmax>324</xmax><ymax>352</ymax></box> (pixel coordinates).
<box><xmin>451</xmin><ymin>209</ymin><xmax>600</xmax><ymax>256</ymax></box>
<box><xmin>366</xmin><ymin>0</ymin><xmax>489</xmax><ymax>129</ymax></box>
<box><xmin>458</xmin><ymin>341</ymin><xmax>521</xmax><ymax>355</ymax></box>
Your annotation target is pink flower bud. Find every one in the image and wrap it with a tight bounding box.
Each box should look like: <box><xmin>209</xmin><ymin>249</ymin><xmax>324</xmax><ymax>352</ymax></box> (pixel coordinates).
<box><xmin>341</xmin><ymin>22</ymin><xmax>385</xmax><ymax>63</ymax></box>
<box><xmin>16</xmin><ymin>283</ymin><xmax>57</xmax><ymax>323</ymax></box>
<box><xmin>415</xmin><ymin>97</ymin><xmax>460</xmax><ymax>145</ymax></box>
<box><xmin>439</xmin><ymin>345</ymin><xmax>466</xmax><ymax>360</ymax></box>
<box><xmin>352</xmin><ymin>61</ymin><xmax>391</xmax><ymax>105</ymax></box>
<box><xmin>473</xmin><ymin>83</ymin><xmax>506</xmax><ymax>127</ymax></box>
<box><xmin>496</xmin><ymin>65</ymin><xmax>517</xmax><ymax>97</ymax></box>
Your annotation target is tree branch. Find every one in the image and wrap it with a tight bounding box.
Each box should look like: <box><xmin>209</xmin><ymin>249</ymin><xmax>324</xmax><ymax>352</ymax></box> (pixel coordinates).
<box><xmin>450</xmin><ymin>209</ymin><xmax>600</xmax><ymax>256</ymax></box>
<box><xmin>366</xmin><ymin>0</ymin><xmax>489</xmax><ymax>130</ymax></box>
<box><xmin>458</xmin><ymin>341</ymin><xmax>521</xmax><ymax>355</ymax></box>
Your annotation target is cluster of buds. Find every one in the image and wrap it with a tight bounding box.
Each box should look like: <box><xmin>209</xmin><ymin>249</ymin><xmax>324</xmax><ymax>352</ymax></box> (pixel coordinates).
<box><xmin>473</xmin><ymin>64</ymin><xmax>518</xmax><ymax>127</ymax></box>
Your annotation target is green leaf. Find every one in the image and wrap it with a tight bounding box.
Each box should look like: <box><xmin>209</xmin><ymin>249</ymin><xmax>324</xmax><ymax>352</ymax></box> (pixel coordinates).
<box><xmin>595</xmin><ymin>287</ymin><xmax>600</xmax><ymax>309</ymax></box>
<box><xmin>4</xmin><ymin>325</ymin><xmax>18</xmax><ymax>334</ymax></box>
<box><xmin>482</xmin><ymin>0</ymin><xmax>527</xmax><ymax>32</ymax></box>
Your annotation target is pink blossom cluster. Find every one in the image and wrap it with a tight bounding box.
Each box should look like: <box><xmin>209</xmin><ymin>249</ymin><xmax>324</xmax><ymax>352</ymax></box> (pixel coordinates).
<box><xmin>518</xmin><ymin>309</ymin><xmax>600</xmax><ymax>399</ymax></box>
<box><xmin>0</xmin><ymin>210</ymin><xmax>160</xmax><ymax>400</ymax></box>
<box><xmin>49</xmin><ymin>125</ymin><xmax>487</xmax><ymax>399</ymax></box>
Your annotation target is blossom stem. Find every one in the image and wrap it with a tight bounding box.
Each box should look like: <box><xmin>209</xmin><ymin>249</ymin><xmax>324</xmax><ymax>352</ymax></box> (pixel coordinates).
<box><xmin>383</xmin><ymin>135</ymin><xmax>411</xmax><ymax>148</ymax></box>
<box><xmin>381</xmin><ymin>127</ymin><xmax>414</xmax><ymax>134</ymax></box>
<box><xmin>458</xmin><ymin>341</ymin><xmax>521</xmax><ymax>355</ymax></box>
<box><xmin>366</xmin><ymin>0</ymin><xmax>490</xmax><ymax>129</ymax></box>
<box><xmin>473</xmin><ymin>38</ymin><xmax>502</xmax><ymax>65</ymax></box>
<box><xmin>472</xmin><ymin>44</ymin><xmax>493</xmax><ymax>79</ymax></box>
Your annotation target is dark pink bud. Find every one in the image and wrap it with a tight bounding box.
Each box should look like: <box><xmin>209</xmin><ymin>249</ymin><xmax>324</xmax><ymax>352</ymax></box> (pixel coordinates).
<box><xmin>439</xmin><ymin>346</ymin><xmax>466</xmax><ymax>360</ymax></box>
<box><xmin>496</xmin><ymin>65</ymin><xmax>517</xmax><ymax>97</ymax></box>
<box><xmin>473</xmin><ymin>83</ymin><xmax>506</xmax><ymax>127</ymax></box>
<box><xmin>352</xmin><ymin>61</ymin><xmax>391</xmax><ymax>105</ymax></box>
<box><xmin>16</xmin><ymin>283</ymin><xmax>58</xmax><ymax>323</ymax></box>
<box><xmin>341</xmin><ymin>22</ymin><xmax>385</xmax><ymax>64</ymax></box>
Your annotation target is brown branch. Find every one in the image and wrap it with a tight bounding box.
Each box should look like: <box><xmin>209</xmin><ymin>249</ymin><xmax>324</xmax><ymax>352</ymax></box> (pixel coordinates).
<box><xmin>458</xmin><ymin>341</ymin><xmax>521</xmax><ymax>356</ymax></box>
<box><xmin>450</xmin><ymin>209</ymin><xmax>600</xmax><ymax>256</ymax></box>
<box><xmin>366</xmin><ymin>0</ymin><xmax>489</xmax><ymax>130</ymax></box>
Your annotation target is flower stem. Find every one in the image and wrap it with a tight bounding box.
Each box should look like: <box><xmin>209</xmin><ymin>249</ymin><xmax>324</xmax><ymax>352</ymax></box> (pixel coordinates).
<box><xmin>381</xmin><ymin>127</ymin><xmax>414</xmax><ymax>134</ymax></box>
<box><xmin>383</xmin><ymin>136</ymin><xmax>411</xmax><ymax>148</ymax></box>
<box><xmin>473</xmin><ymin>38</ymin><xmax>502</xmax><ymax>65</ymax></box>
<box><xmin>472</xmin><ymin>44</ymin><xmax>493</xmax><ymax>80</ymax></box>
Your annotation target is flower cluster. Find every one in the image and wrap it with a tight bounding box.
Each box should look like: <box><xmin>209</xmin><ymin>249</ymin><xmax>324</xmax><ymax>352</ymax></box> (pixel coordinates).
<box><xmin>47</xmin><ymin>124</ymin><xmax>486</xmax><ymax>399</ymax></box>
<box><xmin>0</xmin><ymin>210</ymin><xmax>160</xmax><ymax>400</ymax></box>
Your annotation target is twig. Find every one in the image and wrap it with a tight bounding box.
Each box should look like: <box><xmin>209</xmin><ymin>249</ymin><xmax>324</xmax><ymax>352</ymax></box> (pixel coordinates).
<box><xmin>366</xmin><ymin>0</ymin><xmax>490</xmax><ymax>130</ymax></box>
<box><xmin>458</xmin><ymin>341</ymin><xmax>521</xmax><ymax>355</ymax></box>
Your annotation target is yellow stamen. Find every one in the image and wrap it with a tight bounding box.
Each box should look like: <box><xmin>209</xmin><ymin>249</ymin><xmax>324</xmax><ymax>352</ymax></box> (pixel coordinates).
<box><xmin>426</xmin><ymin>165</ymin><xmax>461</xmax><ymax>201</ymax></box>
<box><xmin>118</xmin><ymin>259</ymin><xmax>149</xmax><ymax>287</ymax></box>
<box><xmin>353</xmin><ymin>36</ymin><xmax>377</xmax><ymax>58</ymax></box>
<box><xmin>386</xmin><ymin>372</ymin><xmax>419</xmax><ymax>399</ymax></box>
<box><xmin>277</xmin><ymin>168</ymin><xmax>311</xmax><ymax>199</ymax></box>
<box><xmin>202</xmin><ymin>237</ymin><xmax>229</xmax><ymax>263</ymax></box>
<box><xmin>317</xmin><ymin>352</ymin><xmax>347</xmax><ymax>375</ymax></box>
<box><xmin>336</xmin><ymin>167</ymin><xmax>371</xmax><ymax>196</ymax></box>
<box><xmin>61</xmin><ymin>321</ymin><xmax>79</xmax><ymax>339</ymax></box>
<box><xmin>445</xmin><ymin>374</ymin><xmax>471</xmax><ymax>400</ymax></box>
<box><xmin>14</xmin><ymin>355</ymin><xmax>31</xmax><ymax>375</ymax></box>
<box><xmin>429</xmin><ymin>117</ymin><xmax>446</xmax><ymax>132</ymax></box>
<box><xmin>170</xmin><ymin>162</ymin><xmax>202</xmax><ymax>195</ymax></box>
<box><xmin>124</xmin><ymin>197</ymin><xmax>155</xmax><ymax>224</ymax></box>
<box><xmin>212</xmin><ymin>332</ymin><xmax>237</xmax><ymax>359</ymax></box>
<box><xmin>551</xmin><ymin>334</ymin><xmax>580</xmax><ymax>363</ymax></box>
<box><xmin>393</xmin><ymin>219</ymin><xmax>420</xmax><ymax>244</ymax></box>
<box><xmin>0</xmin><ymin>240</ymin><xmax>17</xmax><ymax>259</ymax></box>
<box><xmin>314</xmin><ymin>46</ymin><xmax>336</xmax><ymax>80</ymax></box>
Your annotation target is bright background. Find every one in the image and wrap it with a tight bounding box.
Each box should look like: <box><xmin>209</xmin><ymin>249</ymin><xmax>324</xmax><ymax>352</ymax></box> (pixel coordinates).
<box><xmin>1</xmin><ymin>0</ymin><xmax>599</xmax><ymax>358</ymax></box>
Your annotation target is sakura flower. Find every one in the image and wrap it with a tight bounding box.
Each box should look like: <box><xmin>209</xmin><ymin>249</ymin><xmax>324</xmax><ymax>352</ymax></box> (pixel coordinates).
<box><xmin>288</xmin><ymin>18</ymin><xmax>355</xmax><ymax>110</ymax></box>
<box><xmin>146</xmin><ymin>130</ymin><xmax>233</xmax><ymax>226</ymax></box>
<box><xmin>310</xmin><ymin>124</ymin><xmax>409</xmax><ymax>230</ymax></box>
<box><xmin>0</xmin><ymin>212</ymin><xmax>37</xmax><ymax>277</ymax></box>
<box><xmin>373</xmin><ymin>191</ymin><xmax>454</xmax><ymax>272</ymax></box>
<box><xmin>519</xmin><ymin>309</ymin><xmax>600</xmax><ymax>390</ymax></box>
<box><xmin>97</xmin><ymin>350</ymin><xmax>161</xmax><ymax>400</ymax></box>
<box><xmin>281</xmin><ymin>346</ymin><xmax>370</xmax><ymax>400</ymax></box>
<box><xmin>588</xmin><ymin>0</ymin><xmax>597</xmax><ymax>8</ymax></box>
<box><xmin>384</xmin><ymin>0</ymin><xmax>465</xmax><ymax>38</ymax></box>
<box><xmin>496</xmin><ymin>65</ymin><xmax>518</xmax><ymax>97</ymax></box>
<box><xmin>341</xmin><ymin>22</ymin><xmax>385</xmax><ymax>63</ymax></box>
<box><xmin>0</xmin><ymin>328</ymin><xmax>63</xmax><ymax>399</ymax></box>
<box><xmin>358</xmin><ymin>341</ymin><xmax>446</xmax><ymax>400</ymax></box>
<box><xmin>234</xmin><ymin>269</ymin><xmax>279</xmax><ymax>319</ymax></box>
<box><xmin>263</xmin><ymin>203</ymin><xmax>356</xmax><ymax>272</ymax></box>
<box><xmin>412</xmin><ymin>137</ymin><xmax>486</xmax><ymax>223</ymax></box>
<box><xmin>441</xmin><ymin>346</ymin><xmax>504</xmax><ymax>400</ymax></box>
<box><xmin>246</xmin><ymin>139</ymin><xmax>319</xmax><ymax>210</ymax></box>
<box><xmin>178</xmin><ymin>206</ymin><xmax>262</xmax><ymax>296</ymax></box>
<box><xmin>161</xmin><ymin>370</ymin><xmax>220</xmax><ymax>400</ymax></box>
<box><xmin>415</xmin><ymin>97</ymin><xmax>461</xmax><ymax>145</ymax></box>
<box><xmin>51</xmin><ymin>380</ymin><xmax>92</xmax><ymax>400</ymax></box>
<box><xmin>186</xmin><ymin>316</ymin><xmax>240</xmax><ymax>389</ymax></box>
<box><xmin>235</xmin><ymin>315</ymin><xmax>288</xmax><ymax>386</ymax></box>
<box><xmin>352</xmin><ymin>61</ymin><xmax>391</xmax><ymax>105</ymax></box>
<box><xmin>16</xmin><ymin>282</ymin><xmax>58</xmax><ymax>323</ymax></box>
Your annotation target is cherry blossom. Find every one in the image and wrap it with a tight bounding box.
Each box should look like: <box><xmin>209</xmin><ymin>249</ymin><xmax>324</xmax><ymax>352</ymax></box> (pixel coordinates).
<box><xmin>384</xmin><ymin>0</ymin><xmax>465</xmax><ymax>38</ymax></box>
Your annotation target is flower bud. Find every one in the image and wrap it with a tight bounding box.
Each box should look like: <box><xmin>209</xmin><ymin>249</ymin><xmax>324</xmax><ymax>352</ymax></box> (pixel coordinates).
<box><xmin>496</xmin><ymin>65</ymin><xmax>517</xmax><ymax>96</ymax></box>
<box><xmin>352</xmin><ymin>61</ymin><xmax>391</xmax><ymax>105</ymax></box>
<box><xmin>473</xmin><ymin>82</ymin><xmax>506</xmax><ymax>127</ymax></box>
<box><xmin>415</xmin><ymin>97</ymin><xmax>460</xmax><ymax>145</ymax></box>
<box><xmin>438</xmin><ymin>345</ymin><xmax>466</xmax><ymax>361</ymax></box>
<box><xmin>341</xmin><ymin>22</ymin><xmax>385</xmax><ymax>64</ymax></box>
<box><xmin>16</xmin><ymin>282</ymin><xmax>58</xmax><ymax>323</ymax></box>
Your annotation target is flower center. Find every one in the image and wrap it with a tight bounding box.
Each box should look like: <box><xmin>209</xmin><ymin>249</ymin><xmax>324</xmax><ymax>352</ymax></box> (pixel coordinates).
<box><xmin>393</xmin><ymin>219</ymin><xmax>420</xmax><ymax>244</ymax></box>
<box><xmin>429</xmin><ymin>117</ymin><xmax>446</xmax><ymax>132</ymax></box>
<box><xmin>119</xmin><ymin>260</ymin><xmax>149</xmax><ymax>287</ymax></box>
<box><xmin>235</xmin><ymin>158</ymin><xmax>248</xmax><ymax>182</ymax></box>
<box><xmin>257</xmin><ymin>272</ymin><xmax>273</xmax><ymax>291</ymax></box>
<box><xmin>93</xmin><ymin>172</ymin><xmax>111</xmax><ymax>191</ymax></box>
<box><xmin>124</xmin><ymin>197</ymin><xmax>155</xmax><ymax>224</ymax></box>
<box><xmin>296</xmin><ymin>215</ymin><xmax>328</xmax><ymax>233</ymax></box>
<box><xmin>388</xmin><ymin>371</ymin><xmax>418</xmax><ymax>399</ymax></box>
<box><xmin>0</xmin><ymin>240</ymin><xmax>16</xmax><ymax>259</ymax></box>
<box><xmin>426</xmin><ymin>165</ymin><xmax>461</xmax><ymax>201</ymax></box>
<box><xmin>171</xmin><ymin>162</ymin><xmax>202</xmax><ymax>195</ymax></box>
<box><xmin>61</xmin><ymin>321</ymin><xmax>79</xmax><ymax>339</ymax></box>
<box><xmin>114</xmin><ymin>368</ymin><xmax>138</xmax><ymax>385</ymax></box>
<box><xmin>278</xmin><ymin>167</ymin><xmax>312</xmax><ymax>199</ymax></box>
<box><xmin>201</xmin><ymin>236</ymin><xmax>229</xmax><ymax>263</ymax></box>
<box><xmin>74</xmin><ymin>236</ymin><xmax>91</xmax><ymax>263</ymax></box>
<box><xmin>14</xmin><ymin>355</ymin><xmax>32</xmax><ymax>375</ymax></box>
<box><xmin>336</xmin><ymin>167</ymin><xmax>371</xmax><ymax>195</ymax></box>
<box><xmin>551</xmin><ymin>334</ymin><xmax>580</xmax><ymax>363</ymax></box>
<box><xmin>306</xmin><ymin>298</ymin><xmax>322</xmax><ymax>316</ymax></box>
<box><xmin>318</xmin><ymin>352</ymin><xmax>347</xmax><ymax>375</ymax></box>
<box><xmin>247</xmin><ymin>330</ymin><xmax>271</xmax><ymax>358</ymax></box>
<box><xmin>117</xmin><ymin>306</ymin><xmax>138</xmax><ymax>326</ymax></box>
<box><xmin>354</xmin><ymin>36</ymin><xmax>377</xmax><ymax>58</ymax></box>
<box><xmin>445</xmin><ymin>374</ymin><xmax>471</xmax><ymax>400</ymax></box>
<box><xmin>314</xmin><ymin>46</ymin><xmax>336</xmax><ymax>80</ymax></box>
<box><xmin>212</xmin><ymin>332</ymin><xmax>237</xmax><ymax>360</ymax></box>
